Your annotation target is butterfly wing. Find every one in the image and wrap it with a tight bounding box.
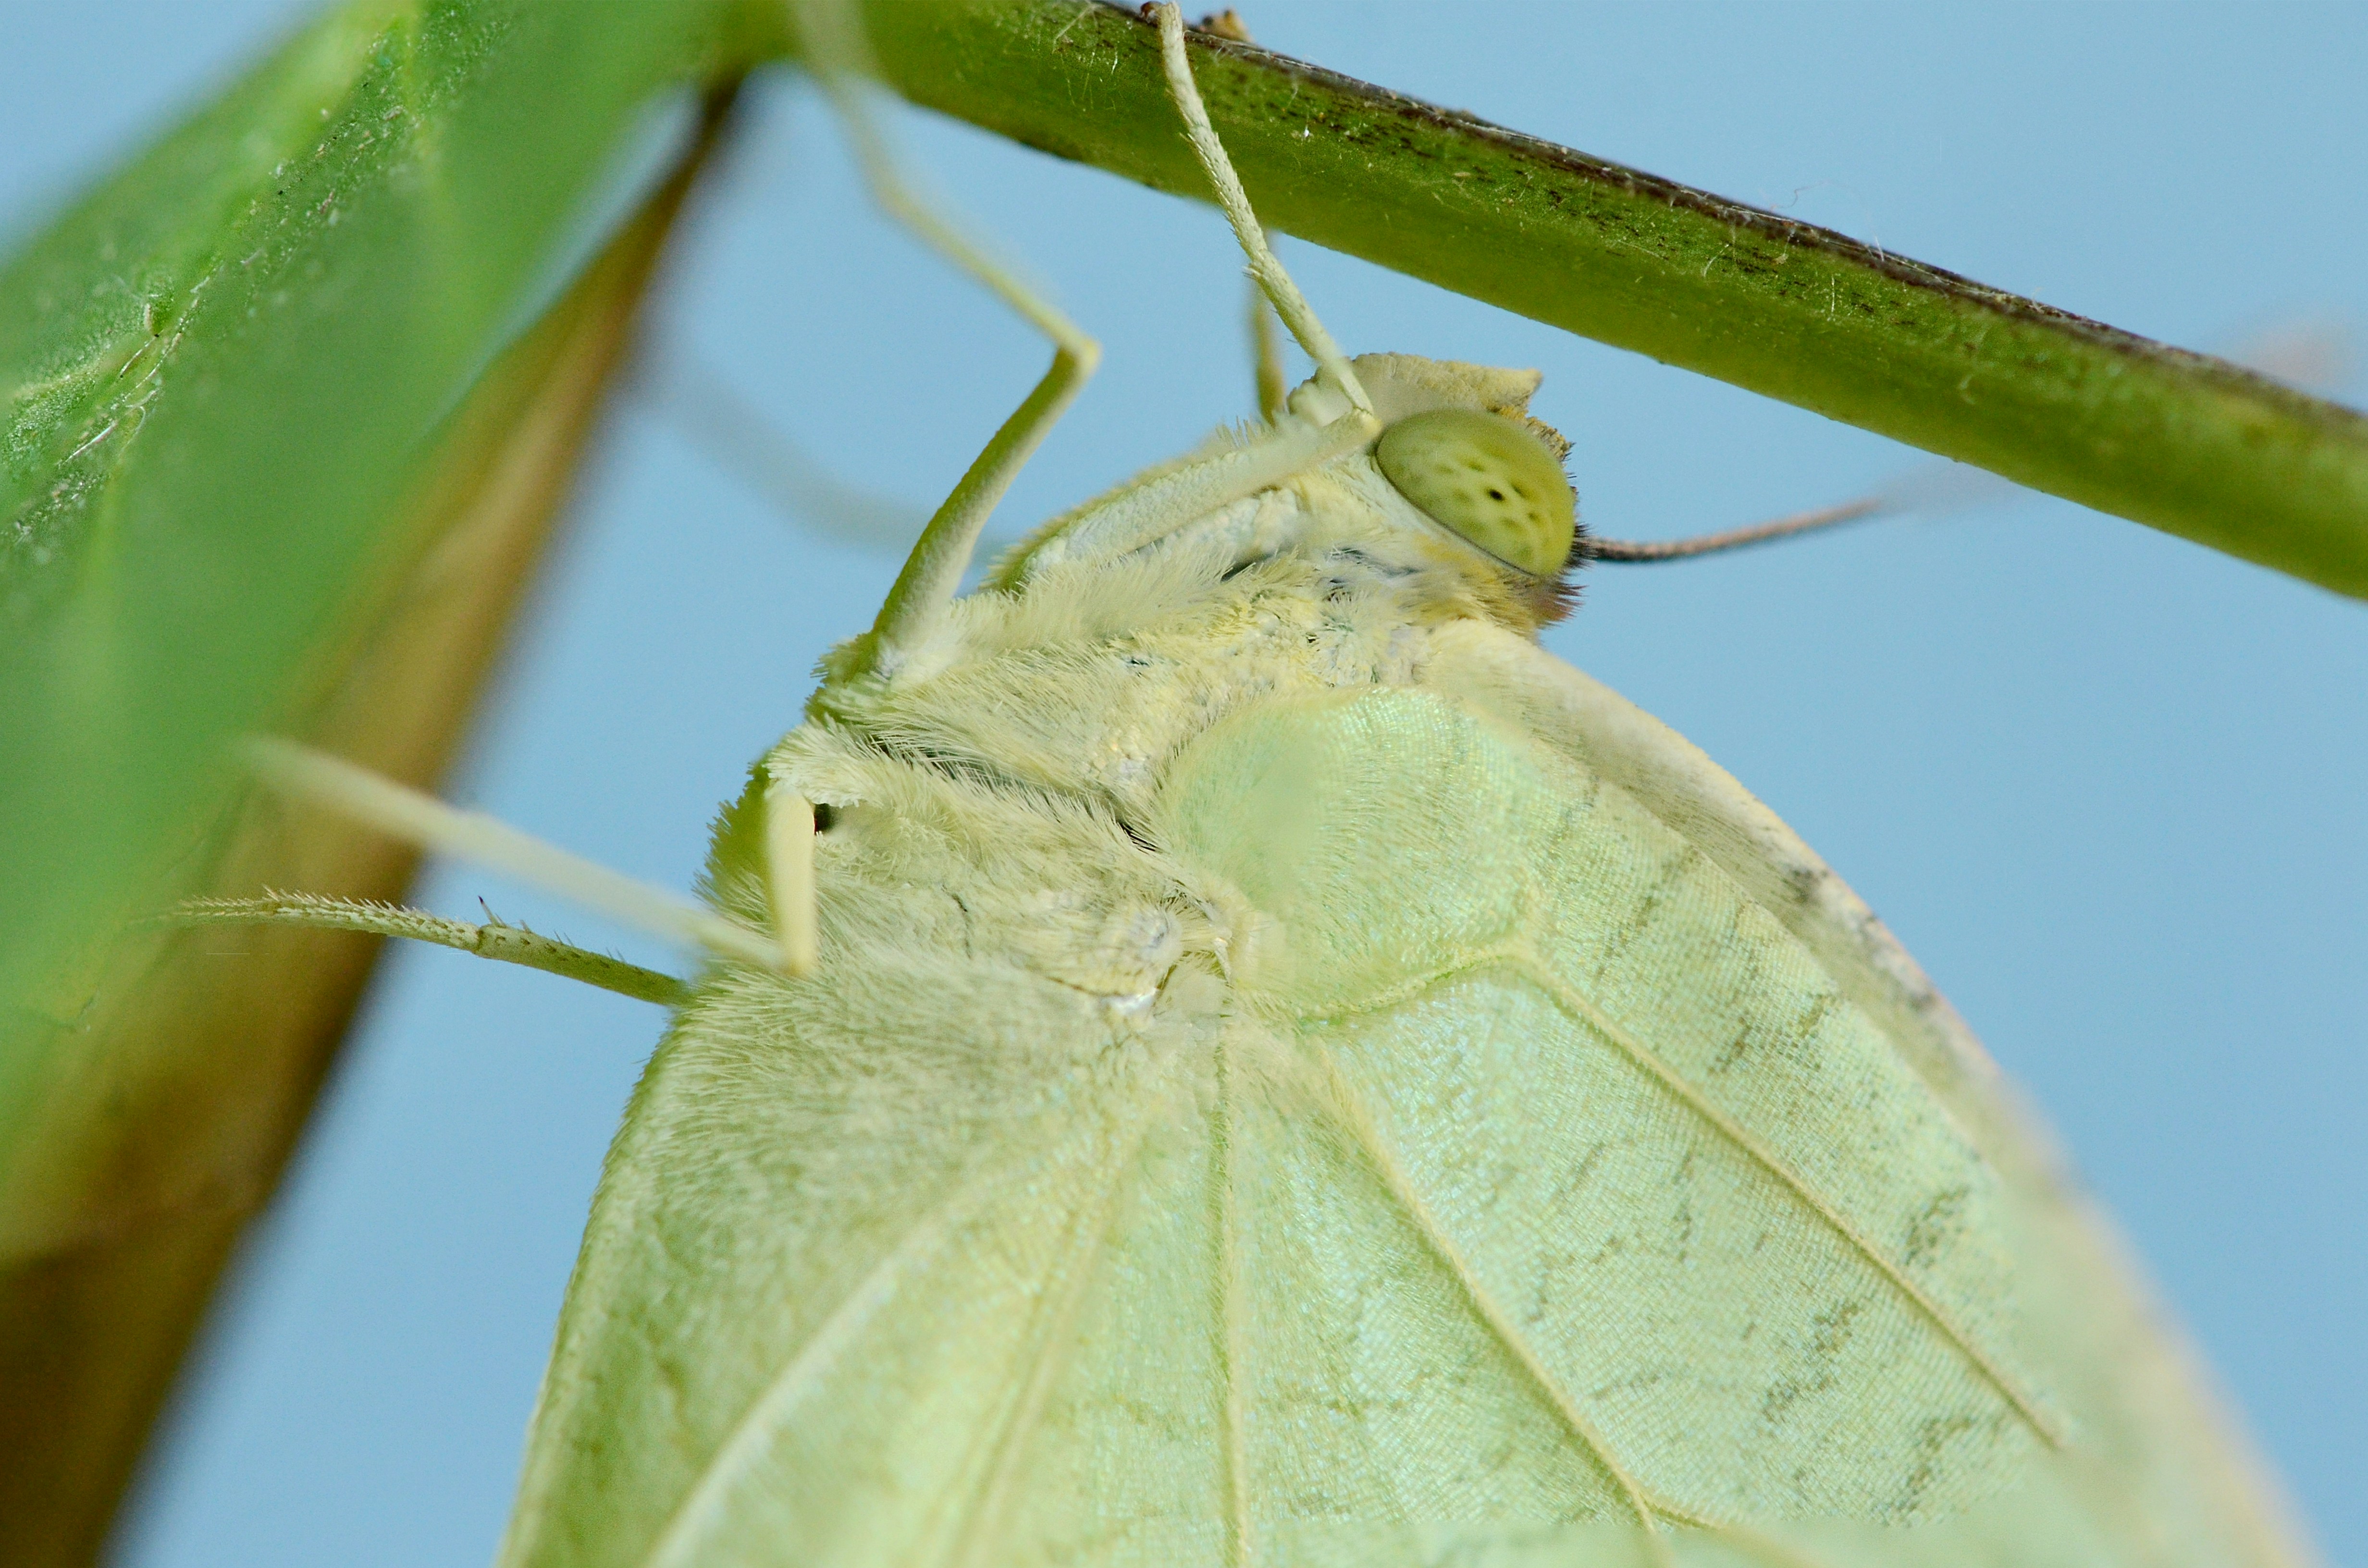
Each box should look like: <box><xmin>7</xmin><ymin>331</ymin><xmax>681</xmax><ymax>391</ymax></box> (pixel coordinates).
<box><xmin>1394</xmin><ymin>620</ymin><xmax>2321</xmax><ymax>1567</ymax></box>
<box><xmin>499</xmin><ymin>610</ymin><xmax>2316</xmax><ymax>1568</ymax></box>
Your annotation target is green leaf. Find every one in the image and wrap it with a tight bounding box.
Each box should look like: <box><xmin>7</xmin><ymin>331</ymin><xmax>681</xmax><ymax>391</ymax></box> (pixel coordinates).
<box><xmin>0</xmin><ymin>1</ymin><xmax>780</xmax><ymax>1555</ymax></box>
<box><xmin>0</xmin><ymin>162</ymin><xmax>712</xmax><ymax>1556</ymax></box>
<box><xmin>0</xmin><ymin>0</ymin><xmax>788</xmax><ymax>1166</ymax></box>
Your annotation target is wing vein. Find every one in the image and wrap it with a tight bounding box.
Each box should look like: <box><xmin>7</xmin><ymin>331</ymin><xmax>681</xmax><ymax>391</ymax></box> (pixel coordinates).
<box><xmin>639</xmin><ymin>1155</ymin><xmax>1003</xmax><ymax>1568</ymax></box>
<box><xmin>1214</xmin><ymin>1045</ymin><xmax>1255</xmax><ymax>1568</ymax></box>
<box><xmin>1300</xmin><ymin>943</ymin><xmax>2057</xmax><ymax>1448</ymax></box>
<box><xmin>1507</xmin><ymin>945</ymin><xmax>2061</xmax><ymax>1448</ymax></box>
<box><xmin>1314</xmin><ymin>1049</ymin><xmax>1670</xmax><ymax>1540</ymax></box>
<box><xmin>944</xmin><ymin>1114</ymin><xmax>1151</xmax><ymax>1568</ymax></box>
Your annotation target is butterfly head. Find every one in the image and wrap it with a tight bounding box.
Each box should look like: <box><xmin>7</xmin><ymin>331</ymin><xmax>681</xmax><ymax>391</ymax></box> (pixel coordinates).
<box><xmin>1291</xmin><ymin>354</ymin><xmax>1583</xmax><ymax>625</ymax></box>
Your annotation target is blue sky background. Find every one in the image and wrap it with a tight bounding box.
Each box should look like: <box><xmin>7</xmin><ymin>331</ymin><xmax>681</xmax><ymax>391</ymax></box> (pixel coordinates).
<box><xmin>6</xmin><ymin>2</ymin><xmax>2364</xmax><ymax>1562</ymax></box>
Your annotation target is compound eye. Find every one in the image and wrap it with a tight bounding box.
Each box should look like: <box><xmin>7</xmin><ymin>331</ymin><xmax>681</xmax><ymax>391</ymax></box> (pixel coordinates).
<box><xmin>1374</xmin><ymin>408</ymin><xmax>1575</xmax><ymax>578</ymax></box>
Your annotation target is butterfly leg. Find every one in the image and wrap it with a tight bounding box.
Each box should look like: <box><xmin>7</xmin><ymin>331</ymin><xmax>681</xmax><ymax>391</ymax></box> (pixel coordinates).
<box><xmin>1247</xmin><ymin>284</ymin><xmax>1289</xmax><ymax>425</ymax></box>
<box><xmin>239</xmin><ymin>738</ymin><xmax>802</xmax><ymax>977</ymax></box>
<box><xmin>763</xmin><ymin>784</ymin><xmax>819</xmax><ymax>977</ymax></box>
<box><xmin>640</xmin><ymin>352</ymin><xmax>927</xmax><ymax>552</ymax></box>
<box><xmin>173</xmin><ymin>892</ymin><xmax>689</xmax><ymax>1007</ymax></box>
<box><xmin>1153</xmin><ymin>4</ymin><xmax>1370</xmax><ymax>418</ymax></box>
<box><xmin>985</xmin><ymin>7</ymin><xmax>1388</xmax><ymax>583</ymax></box>
<box><xmin>793</xmin><ymin>0</ymin><xmax>1101</xmax><ymax>675</ymax></box>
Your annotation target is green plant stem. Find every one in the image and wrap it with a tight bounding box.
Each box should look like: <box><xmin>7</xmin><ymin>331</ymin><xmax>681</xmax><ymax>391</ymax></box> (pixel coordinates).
<box><xmin>858</xmin><ymin>0</ymin><xmax>2368</xmax><ymax>598</ymax></box>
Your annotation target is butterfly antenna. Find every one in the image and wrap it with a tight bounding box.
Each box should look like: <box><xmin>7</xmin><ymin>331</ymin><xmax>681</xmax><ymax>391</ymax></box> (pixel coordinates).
<box><xmin>1155</xmin><ymin>4</ymin><xmax>1372</xmax><ymax>418</ymax></box>
<box><xmin>1587</xmin><ymin>497</ymin><xmax>1890</xmax><ymax>564</ymax></box>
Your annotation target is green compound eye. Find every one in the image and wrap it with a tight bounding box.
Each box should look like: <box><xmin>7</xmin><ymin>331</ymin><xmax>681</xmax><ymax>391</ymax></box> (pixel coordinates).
<box><xmin>1374</xmin><ymin>407</ymin><xmax>1576</xmax><ymax>578</ymax></box>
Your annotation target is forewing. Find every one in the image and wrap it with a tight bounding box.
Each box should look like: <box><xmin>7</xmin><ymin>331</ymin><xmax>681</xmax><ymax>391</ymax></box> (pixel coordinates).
<box><xmin>1155</xmin><ymin>683</ymin><xmax>2046</xmax><ymax>1531</ymax></box>
<box><xmin>1407</xmin><ymin>624</ymin><xmax>2319</xmax><ymax>1566</ymax></box>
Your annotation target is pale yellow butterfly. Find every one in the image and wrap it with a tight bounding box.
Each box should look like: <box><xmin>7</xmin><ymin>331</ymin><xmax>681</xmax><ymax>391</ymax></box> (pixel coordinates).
<box><xmin>69</xmin><ymin>3</ymin><xmax>2349</xmax><ymax>1568</ymax></box>
<box><xmin>165</xmin><ymin>6</ymin><xmax>2342</xmax><ymax>1565</ymax></box>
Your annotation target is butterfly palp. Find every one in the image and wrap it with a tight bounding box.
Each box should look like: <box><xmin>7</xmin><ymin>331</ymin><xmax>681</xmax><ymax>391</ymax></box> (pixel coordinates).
<box><xmin>1375</xmin><ymin>407</ymin><xmax>1578</xmax><ymax>578</ymax></box>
